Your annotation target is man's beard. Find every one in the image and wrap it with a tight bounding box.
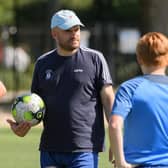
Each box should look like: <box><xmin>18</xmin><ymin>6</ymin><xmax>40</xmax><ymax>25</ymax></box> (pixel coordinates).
<box><xmin>59</xmin><ymin>39</ymin><xmax>80</xmax><ymax>52</ymax></box>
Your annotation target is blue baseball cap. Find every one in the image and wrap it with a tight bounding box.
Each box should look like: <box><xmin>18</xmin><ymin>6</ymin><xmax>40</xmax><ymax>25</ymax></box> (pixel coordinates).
<box><xmin>51</xmin><ymin>10</ymin><xmax>84</xmax><ymax>30</ymax></box>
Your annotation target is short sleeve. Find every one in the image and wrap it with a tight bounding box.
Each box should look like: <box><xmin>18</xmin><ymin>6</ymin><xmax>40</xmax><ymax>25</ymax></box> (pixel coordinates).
<box><xmin>96</xmin><ymin>52</ymin><xmax>113</xmax><ymax>89</ymax></box>
<box><xmin>111</xmin><ymin>77</ymin><xmax>143</xmax><ymax>119</ymax></box>
<box><xmin>111</xmin><ymin>85</ymin><xmax>133</xmax><ymax>119</ymax></box>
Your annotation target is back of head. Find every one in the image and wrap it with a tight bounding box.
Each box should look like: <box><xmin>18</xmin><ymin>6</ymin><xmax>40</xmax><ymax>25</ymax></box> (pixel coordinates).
<box><xmin>136</xmin><ymin>32</ymin><xmax>168</xmax><ymax>67</ymax></box>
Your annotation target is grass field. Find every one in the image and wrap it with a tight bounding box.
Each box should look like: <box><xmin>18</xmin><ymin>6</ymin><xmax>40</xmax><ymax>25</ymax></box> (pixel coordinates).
<box><xmin>0</xmin><ymin>127</ymin><xmax>112</xmax><ymax>168</ymax></box>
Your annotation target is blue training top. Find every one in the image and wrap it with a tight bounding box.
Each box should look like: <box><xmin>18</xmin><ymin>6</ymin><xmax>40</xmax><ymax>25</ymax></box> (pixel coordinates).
<box><xmin>111</xmin><ymin>74</ymin><xmax>168</xmax><ymax>166</ymax></box>
<box><xmin>31</xmin><ymin>47</ymin><xmax>112</xmax><ymax>152</ymax></box>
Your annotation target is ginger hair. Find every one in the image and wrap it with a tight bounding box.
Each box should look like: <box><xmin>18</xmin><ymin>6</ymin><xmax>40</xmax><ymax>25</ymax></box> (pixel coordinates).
<box><xmin>136</xmin><ymin>32</ymin><xmax>168</xmax><ymax>67</ymax></box>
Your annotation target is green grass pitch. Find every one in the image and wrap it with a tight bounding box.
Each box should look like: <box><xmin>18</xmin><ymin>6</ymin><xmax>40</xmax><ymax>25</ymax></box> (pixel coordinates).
<box><xmin>0</xmin><ymin>128</ymin><xmax>112</xmax><ymax>168</ymax></box>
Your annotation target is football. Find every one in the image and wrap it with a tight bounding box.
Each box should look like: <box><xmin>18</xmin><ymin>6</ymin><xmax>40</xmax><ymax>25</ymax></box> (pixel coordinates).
<box><xmin>11</xmin><ymin>93</ymin><xmax>45</xmax><ymax>126</ymax></box>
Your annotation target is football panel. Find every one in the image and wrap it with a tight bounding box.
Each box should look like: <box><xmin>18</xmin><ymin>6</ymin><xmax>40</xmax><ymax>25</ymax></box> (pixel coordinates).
<box><xmin>23</xmin><ymin>111</ymin><xmax>34</xmax><ymax>121</ymax></box>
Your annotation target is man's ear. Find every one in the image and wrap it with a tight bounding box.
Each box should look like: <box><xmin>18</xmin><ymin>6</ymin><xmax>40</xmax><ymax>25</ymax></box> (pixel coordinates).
<box><xmin>136</xmin><ymin>55</ymin><xmax>143</xmax><ymax>65</ymax></box>
<box><xmin>51</xmin><ymin>29</ymin><xmax>57</xmax><ymax>39</ymax></box>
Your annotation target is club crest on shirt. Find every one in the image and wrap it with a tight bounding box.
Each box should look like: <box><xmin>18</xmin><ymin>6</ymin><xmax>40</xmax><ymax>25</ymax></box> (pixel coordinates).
<box><xmin>45</xmin><ymin>69</ymin><xmax>53</xmax><ymax>80</ymax></box>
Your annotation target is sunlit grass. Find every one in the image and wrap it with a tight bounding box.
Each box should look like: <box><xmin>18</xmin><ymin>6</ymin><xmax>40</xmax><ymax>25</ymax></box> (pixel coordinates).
<box><xmin>0</xmin><ymin>127</ymin><xmax>112</xmax><ymax>168</ymax></box>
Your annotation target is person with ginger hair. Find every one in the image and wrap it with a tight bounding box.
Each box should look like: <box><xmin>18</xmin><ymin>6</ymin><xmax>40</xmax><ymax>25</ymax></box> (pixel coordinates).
<box><xmin>109</xmin><ymin>32</ymin><xmax>168</xmax><ymax>168</ymax></box>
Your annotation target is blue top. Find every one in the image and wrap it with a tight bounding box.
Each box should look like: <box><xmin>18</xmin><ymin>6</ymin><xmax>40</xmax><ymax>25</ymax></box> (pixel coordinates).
<box><xmin>31</xmin><ymin>47</ymin><xmax>112</xmax><ymax>152</ymax></box>
<box><xmin>111</xmin><ymin>75</ymin><xmax>168</xmax><ymax>166</ymax></box>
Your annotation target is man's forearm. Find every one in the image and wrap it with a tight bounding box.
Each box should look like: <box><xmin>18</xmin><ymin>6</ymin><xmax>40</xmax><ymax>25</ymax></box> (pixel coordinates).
<box><xmin>101</xmin><ymin>85</ymin><xmax>114</xmax><ymax>121</ymax></box>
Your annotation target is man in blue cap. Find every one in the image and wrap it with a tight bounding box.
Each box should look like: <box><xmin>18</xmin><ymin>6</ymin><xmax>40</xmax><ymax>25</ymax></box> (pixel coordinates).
<box><xmin>7</xmin><ymin>9</ymin><xmax>114</xmax><ymax>168</ymax></box>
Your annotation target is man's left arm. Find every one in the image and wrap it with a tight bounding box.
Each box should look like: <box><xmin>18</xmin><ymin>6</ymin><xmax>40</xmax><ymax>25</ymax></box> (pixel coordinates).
<box><xmin>100</xmin><ymin>84</ymin><xmax>115</xmax><ymax>162</ymax></box>
<box><xmin>100</xmin><ymin>84</ymin><xmax>115</xmax><ymax>122</ymax></box>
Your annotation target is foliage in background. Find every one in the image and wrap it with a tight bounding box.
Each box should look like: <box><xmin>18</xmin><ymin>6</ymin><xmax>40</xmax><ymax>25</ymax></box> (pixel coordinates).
<box><xmin>111</xmin><ymin>0</ymin><xmax>140</xmax><ymax>22</ymax></box>
<box><xmin>0</xmin><ymin>0</ymin><xmax>14</xmax><ymax>25</ymax></box>
<box><xmin>0</xmin><ymin>0</ymin><xmax>46</xmax><ymax>25</ymax></box>
<box><xmin>60</xmin><ymin>0</ymin><xmax>92</xmax><ymax>9</ymax></box>
<box><xmin>0</xmin><ymin>0</ymin><xmax>140</xmax><ymax>25</ymax></box>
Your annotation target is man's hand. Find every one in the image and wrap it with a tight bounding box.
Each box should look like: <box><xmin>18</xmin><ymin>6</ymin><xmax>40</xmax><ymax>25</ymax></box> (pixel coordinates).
<box><xmin>7</xmin><ymin>119</ymin><xmax>31</xmax><ymax>137</ymax></box>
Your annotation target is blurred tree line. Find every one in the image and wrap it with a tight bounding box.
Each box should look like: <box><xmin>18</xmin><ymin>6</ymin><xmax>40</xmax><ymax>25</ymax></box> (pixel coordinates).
<box><xmin>0</xmin><ymin>0</ymin><xmax>168</xmax><ymax>91</ymax></box>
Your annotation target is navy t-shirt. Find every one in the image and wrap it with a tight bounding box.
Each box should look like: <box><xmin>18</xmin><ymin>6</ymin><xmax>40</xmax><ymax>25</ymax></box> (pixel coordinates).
<box><xmin>31</xmin><ymin>47</ymin><xmax>112</xmax><ymax>152</ymax></box>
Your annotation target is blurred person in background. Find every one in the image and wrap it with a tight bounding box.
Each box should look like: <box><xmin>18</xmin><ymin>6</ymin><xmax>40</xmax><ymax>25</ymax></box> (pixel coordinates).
<box><xmin>7</xmin><ymin>9</ymin><xmax>114</xmax><ymax>168</ymax></box>
<box><xmin>0</xmin><ymin>81</ymin><xmax>6</xmax><ymax>97</ymax></box>
<box><xmin>109</xmin><ymin>32</ymin><xmax>168</xmax><ymax>168</ymax></box>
